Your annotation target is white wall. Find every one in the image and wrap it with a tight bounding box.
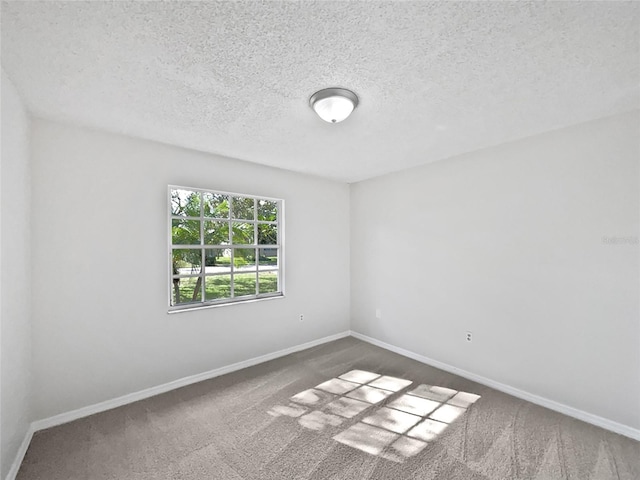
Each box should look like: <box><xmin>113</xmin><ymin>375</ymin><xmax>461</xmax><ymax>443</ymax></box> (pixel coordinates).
<box><xmin>351</xmin><ymin>110</ymin><xmax>640</xmax><ymax>430</ymax></box>
<box><xmin>30</xmin><ymin>119</ymin><xmax>350</xmax><ymax>420</ymax></box>
<box><xmin>8</xmin><ymin>103</ymin><xmax>640</xmax><ymax>449</ymax></box>
<box><xmin>1</xmin><ymin>70</ymin><xmax>32</xmax><ymax>478</ymax></box>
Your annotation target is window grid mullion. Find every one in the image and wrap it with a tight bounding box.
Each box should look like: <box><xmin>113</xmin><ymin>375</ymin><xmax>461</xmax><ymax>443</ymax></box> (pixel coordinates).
<box><xmin>228</xmin><ymin>195</ymin><xmax>233</xmax><ymax>298</ymax></box>
<box><xmin>201</xmin><ymin>244</ymin><xmax>278</xmax><ymax>249</ymax></box>
<box><xmin>200</xmin><ymin>194</ymin><xmax>206</xmax><ymax>301</ymax></box>
<box><xmin>254</xmin><ymin>201</ymin><xmax>259</xmax><ymax>296</ymax></box>
<box><xmin>277</xmin><ymin>201</ymin><xmax>282</xmax><ymax>292</ymax></box>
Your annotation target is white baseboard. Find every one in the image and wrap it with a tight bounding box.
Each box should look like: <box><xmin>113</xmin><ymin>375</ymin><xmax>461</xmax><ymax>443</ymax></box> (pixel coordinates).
<box><xmin>350</xmin><ymin>330</ymin><xmax>640</xmax><ymax>441</ymax></box>
<box><xmin>31</xmin><ymin>330</ymin><xmax>350</xmax><ymax>432</ymax></box>
<box><xmin>7</xmin><ymin>330</ymin><xmax>348</xmax><ymax>479</ymax></box>
<box><xmin>30</xmin><ymin>331</ymin><xmax>350</xmax><ymax>433</ymax></box>
<box><xmin>8</xmin><ymin>327</ymin><xmax>637</xmax><ymax>480</ymax></box>
<box><xmin>5</xmin><ymin>425</ymin><xmax>34</xmax><ymax>480</ymax></box>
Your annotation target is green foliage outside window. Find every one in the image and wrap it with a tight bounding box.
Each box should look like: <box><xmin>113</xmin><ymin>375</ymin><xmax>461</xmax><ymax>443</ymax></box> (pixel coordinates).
<box><xmin>170</xmin><ymin>187</ymin><xmax>281</xmax><ymax>307</ymax></box>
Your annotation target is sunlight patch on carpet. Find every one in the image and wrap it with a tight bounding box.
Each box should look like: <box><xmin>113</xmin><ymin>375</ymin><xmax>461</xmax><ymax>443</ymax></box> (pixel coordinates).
<box><xmin>268</xmin><ymin>370</ymin><xmax>481</xmax><ymax>463</ymax></box>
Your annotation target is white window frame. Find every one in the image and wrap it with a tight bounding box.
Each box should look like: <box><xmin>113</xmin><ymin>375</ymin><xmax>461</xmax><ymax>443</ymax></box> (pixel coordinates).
<box><xmin>168</xmin><ymin>185</ymin><xmax>284</xmax><ymax>312</ymax></box>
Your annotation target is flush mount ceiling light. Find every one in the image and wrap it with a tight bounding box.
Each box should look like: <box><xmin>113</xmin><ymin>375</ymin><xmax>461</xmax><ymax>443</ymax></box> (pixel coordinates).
<box><xmin>309</xmin><ymin>87</ymin><xmax>359</xmax><ymax>123</ymax></box>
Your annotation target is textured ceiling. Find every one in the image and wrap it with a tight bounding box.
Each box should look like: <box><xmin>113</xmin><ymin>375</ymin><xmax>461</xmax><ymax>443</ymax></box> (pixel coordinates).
<box><xmin>2</xmin><ymin>1</ymin><xmax>639</xmax><ymax>183</ymax></box>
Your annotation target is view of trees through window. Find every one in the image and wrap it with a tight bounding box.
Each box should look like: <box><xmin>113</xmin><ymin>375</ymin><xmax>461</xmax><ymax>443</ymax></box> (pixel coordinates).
<box><xmin>169</xmin><ymin>187</ymin><xmax>282</xmax><ymax>308</ymax></box>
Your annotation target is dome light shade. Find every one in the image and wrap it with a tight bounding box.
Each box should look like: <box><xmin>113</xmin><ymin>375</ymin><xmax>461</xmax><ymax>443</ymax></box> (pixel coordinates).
<box><xmin>310</xmin><ymin>88</ymin><xmax>358</xmax><ymax>123</ymax></box>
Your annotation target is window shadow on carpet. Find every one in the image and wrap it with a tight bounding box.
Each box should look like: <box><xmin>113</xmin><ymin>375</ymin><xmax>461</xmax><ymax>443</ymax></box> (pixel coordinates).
<box><xmin>267</xmin><ymin>370</ymin><xmax>480</xmax><ymax>463</ymax></box>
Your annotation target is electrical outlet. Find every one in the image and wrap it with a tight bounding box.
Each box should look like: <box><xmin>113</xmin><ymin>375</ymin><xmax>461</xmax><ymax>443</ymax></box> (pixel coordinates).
<box><xmin>299</xmin><ymin>314</ymin><xmax>304</xmax><ymax>322</ymax></box>
<box><xmin>466</xmin><ymin>331</ymin><xmax>473</xmax><ymax>342</ymax></box>
<box><xmin>375</xmin><ymin>308</ymin><xmax>382</xmax><ymax>319</ymax></box>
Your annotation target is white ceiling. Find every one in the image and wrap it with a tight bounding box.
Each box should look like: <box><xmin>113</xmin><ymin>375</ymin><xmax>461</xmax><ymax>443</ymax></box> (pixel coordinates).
<box><xmin>2</xmin><ymin>1</ymin><xmax>638</xmax><ymax>183</ymax></box>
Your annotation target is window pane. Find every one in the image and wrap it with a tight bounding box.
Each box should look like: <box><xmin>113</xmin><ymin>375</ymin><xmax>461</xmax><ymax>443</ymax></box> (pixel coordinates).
<box><xmin>204</xmin><ymin>221</ymin><xmax>229</xmax><ymax>245</ymax></box>
<box><xmin>234</xmin><ymin>272</ymin><xmax>257</xmax><ymax>297</ymax></box>
<box><xmin>204</xmin><ymin>248</ymin><xmax>231</xmax><ymax>273</ymax></box>
<box><xmin>171</xmin><ymin>189</ymin><xmax>201</xmax><ymax>217</ymax></box>
<box><xmin>232</xmin><ymin>222</ymin><xmax>254</xmax><ymax>244</ymax></box>
<box><xmin>234</xmin><ymin>248</ymin><xmax>256</xmax><ymax>271</ymax></box>
<box><xmin>203</xmin><ymin>193</ymin><xmax>229</xmax><ymax>219</ymax></box>
<box><xmin>259</xmin><ymin>272</ymin><xmax>278</xmax><ymax>294</ymax></box>
<box><xmin>231</xmin><ymin>196</ymin><xmax>254</xmax><ymax>220</ymax></box>
<box><xmin>172</xmin><ymin>249</ymin><xmax>202</xmax><ymax>274</ymax></box>
<box><xmin>259</xmin><ymin>248</ymin><xmax>278</xmax><ymax>267</ymax></box>
<box><xmin>204</xmin><ymin>248</ymin><xmax>231</xmax><ymax>274</ymax></box>
<box><xmin>205</xmin><ymin>275</ymin><xmax>231</xmax><ymax>300</ymax></box>
<box><xmin>172</xmin><ymin>277</ymin><xmax>202</xmax><ymax>304</ymax></box>
<box><xmin>257</xmin><ymin>199</ymin><xmax>278</xmax><ymax>221</ymax></box>
<box><xmin>172</xmin><ymin>219</ymin><xmax>201</xmax><ymax>245</ymax></box>
<box><xmin>258</xmin><ymin>224</ymin><xmax>277</xmax><ymax>245</ymax></box>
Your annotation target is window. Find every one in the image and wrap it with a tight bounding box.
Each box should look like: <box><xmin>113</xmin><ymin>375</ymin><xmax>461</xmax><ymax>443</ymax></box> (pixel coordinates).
<box><xmin>169</xmin><ymin>186</ymin><xmax>283</xmax><ymax>310</ymax></box>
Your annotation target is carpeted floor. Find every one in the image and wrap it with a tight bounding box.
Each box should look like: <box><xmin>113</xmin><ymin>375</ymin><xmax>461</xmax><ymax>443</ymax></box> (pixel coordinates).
<box><xmin>17</xmin><ymin>337</ymin><xmax>640</xmax><ymax>479</ymax></box>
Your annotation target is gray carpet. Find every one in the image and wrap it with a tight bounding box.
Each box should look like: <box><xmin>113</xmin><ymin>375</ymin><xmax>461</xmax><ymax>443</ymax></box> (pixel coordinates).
<box><xmin>17</xmin><ymin>337</ymin><xmax>640</xmax><ymax>479</ymax></box>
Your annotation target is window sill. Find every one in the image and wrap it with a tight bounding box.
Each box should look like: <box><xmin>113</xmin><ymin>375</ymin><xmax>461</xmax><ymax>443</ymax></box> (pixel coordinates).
<box><xmin>167</xmin><ymin>293</ymin><xmax>285</xmax><ymax>314</ymax></box>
